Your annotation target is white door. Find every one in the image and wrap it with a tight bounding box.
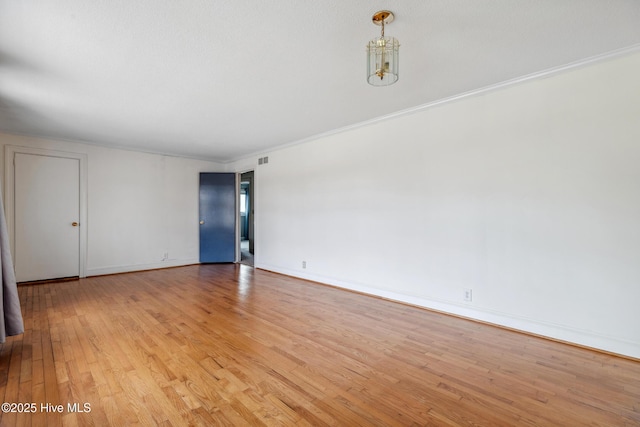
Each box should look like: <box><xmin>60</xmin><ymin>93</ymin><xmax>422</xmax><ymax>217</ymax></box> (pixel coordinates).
<box><xmin>14</xmin><ymin>153</ymin><xmax>80</xmax><ymax>282</ymax></box>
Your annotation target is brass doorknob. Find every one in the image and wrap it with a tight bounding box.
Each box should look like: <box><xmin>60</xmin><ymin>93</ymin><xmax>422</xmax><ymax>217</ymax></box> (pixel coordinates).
<box><xmin>199</xmin><ymin>220</ymin><xmax>205</xmax><ymax>225</ymax></box>
<box><xmin>71</xmin><ymin>222</ymin><xmax>79</xmax><ymax>227</ymax></box>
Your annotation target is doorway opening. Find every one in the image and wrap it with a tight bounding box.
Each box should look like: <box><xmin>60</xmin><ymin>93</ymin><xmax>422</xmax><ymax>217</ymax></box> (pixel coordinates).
<box><xmin>239</xmin><ymin>171</ymin><xmax>254</xmax><ymax>266</ymax></box>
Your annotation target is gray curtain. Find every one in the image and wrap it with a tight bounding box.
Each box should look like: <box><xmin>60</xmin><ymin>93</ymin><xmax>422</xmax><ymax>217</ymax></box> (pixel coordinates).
<box><xmin>0</xmin><ymin>191</ymin><xmax>24</xmax><ymax>343</ymax></box>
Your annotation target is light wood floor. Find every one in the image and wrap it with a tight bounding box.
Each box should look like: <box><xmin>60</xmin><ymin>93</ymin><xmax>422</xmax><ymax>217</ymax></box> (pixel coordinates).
<box><xmin>1</xmin><ymin>264</ymin><xmax>639</xmax><ymax>426</ymax></box>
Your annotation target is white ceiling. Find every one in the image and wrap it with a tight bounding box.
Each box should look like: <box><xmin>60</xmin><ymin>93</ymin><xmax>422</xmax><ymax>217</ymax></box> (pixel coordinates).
<box><xmin>1</xmin><ymin>1</ymin><xmax>640</xmax><ymax>162</ymax></box>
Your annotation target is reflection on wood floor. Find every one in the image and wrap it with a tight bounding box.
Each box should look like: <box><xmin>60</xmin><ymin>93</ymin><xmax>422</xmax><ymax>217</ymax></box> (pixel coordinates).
<box><xmin>1</xmin><ymin>264</ymin><xmax>639</xmax><ymax>425</ymax></box>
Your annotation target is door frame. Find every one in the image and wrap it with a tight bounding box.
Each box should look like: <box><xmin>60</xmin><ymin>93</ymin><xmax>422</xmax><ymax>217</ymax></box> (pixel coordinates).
<box><xmin>236</xmin><ymin>169</ymin><xmax>255</xmax><ymax>265</ymax></box>
<box><xmin>4</xmin><ymin>145</ymin><xmax>88</xmax><ymax>278</ymax></box>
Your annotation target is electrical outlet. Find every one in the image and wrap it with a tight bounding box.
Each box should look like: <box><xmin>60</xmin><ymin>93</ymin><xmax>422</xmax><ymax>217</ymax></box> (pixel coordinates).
<box><xmin>302</xmin><ymin>261</ymin><xmax>306</xmax><ymax>269</ymax></box>
<box><xmin>464</xmin><ymin>288</ymin><xmax>472</xmax><ymax>302</ymax></box>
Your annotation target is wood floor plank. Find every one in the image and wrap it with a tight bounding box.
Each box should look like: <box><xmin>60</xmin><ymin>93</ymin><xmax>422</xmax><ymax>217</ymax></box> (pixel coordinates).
<box><xmin>1</xmin><ymin>264</ymin><xmax>639</xmax><ymax>426</ymax></box>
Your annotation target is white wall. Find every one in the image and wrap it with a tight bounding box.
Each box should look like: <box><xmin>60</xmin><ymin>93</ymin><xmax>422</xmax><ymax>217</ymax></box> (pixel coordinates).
<box><xmin>244</xmin><ymin>51</ymin><xmax>640</xmax><ymax>359</ymax></box>
<box><xmin>1</xmin><ymin>133</ymin><xmax>223</xmax><ymax>275</ymax></box>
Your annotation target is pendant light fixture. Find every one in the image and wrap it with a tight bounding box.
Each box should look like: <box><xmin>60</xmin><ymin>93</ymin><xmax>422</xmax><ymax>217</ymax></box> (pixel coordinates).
<box><xmin>367</xmin><ymin>10</ymin><xmax>399</xmax><ymax>86</ymax></box>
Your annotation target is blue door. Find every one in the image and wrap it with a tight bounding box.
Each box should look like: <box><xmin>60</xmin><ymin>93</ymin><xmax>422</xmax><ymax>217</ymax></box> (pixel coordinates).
<box><xmin>199</xmin><ymin>173</ymin><xmax>236</xmax><ymax>263</ymax></box>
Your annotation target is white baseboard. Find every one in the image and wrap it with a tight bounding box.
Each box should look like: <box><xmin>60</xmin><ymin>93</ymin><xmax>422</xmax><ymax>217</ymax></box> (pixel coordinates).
<box><xmin>86</xmin><ymin>259</ymin><xmax>199</xmax><ymax>277</ymax></box>
<box><xmin>256</xmin><ymin>263</ymin><xmax>640</xmax><ymax>360</ymax></box>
